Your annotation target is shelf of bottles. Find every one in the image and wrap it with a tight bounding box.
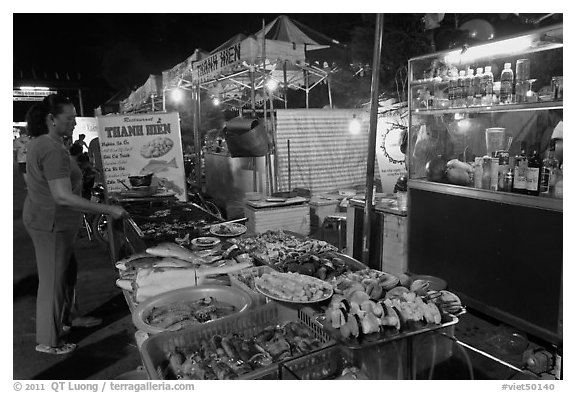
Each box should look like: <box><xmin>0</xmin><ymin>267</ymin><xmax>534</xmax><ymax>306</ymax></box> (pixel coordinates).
<box><xmin>407</xmin><ymin>24</ymin><xmax>563</xmax><ymax>210</ymax></box>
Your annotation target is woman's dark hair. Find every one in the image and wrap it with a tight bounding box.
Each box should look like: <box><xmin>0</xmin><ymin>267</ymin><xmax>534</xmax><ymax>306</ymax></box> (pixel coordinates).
<box><xmin>69</xmin><ymin>143</ymin><xmax>83</xmax><ymax>157</ymax></box>
<box><xmin>25</xmin><ymin>94</ymin><xmax>73</xmax><ymax>137</ymax></box>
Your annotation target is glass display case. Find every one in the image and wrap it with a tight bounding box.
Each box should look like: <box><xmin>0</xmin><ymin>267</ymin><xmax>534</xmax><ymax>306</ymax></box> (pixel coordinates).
<box><xmin>406</xmin><ymin>24</ymin><xmax>563</xmax><ymax>346</ymax></box>
<box><xmin>408</xmin><ymin>24</ymin><xmax>563</xmax><ymax>212</ymax></box>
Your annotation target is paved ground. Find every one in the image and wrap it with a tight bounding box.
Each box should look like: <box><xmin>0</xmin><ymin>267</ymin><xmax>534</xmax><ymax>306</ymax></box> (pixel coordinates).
<box><xmin>13</xmin><ymin>163</ymin><xmax>142</xmax><ymax>380</ymax></box>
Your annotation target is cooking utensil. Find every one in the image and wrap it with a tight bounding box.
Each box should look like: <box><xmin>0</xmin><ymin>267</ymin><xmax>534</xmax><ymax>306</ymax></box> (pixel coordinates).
<box><xmin>125</xmin><ymin>217</ymin><xmax>145</xmax><ymax>238</ymax></box>
<box><xmin>129</xmin><ymin>173</ymin><xmax>153</xmax><ymax>187</ymax></box>
<box><xmin>118</xmin><ymin>179</ymin><xmax>131</xmax><ymax>190</ymax></box>
<box><xmin>201</xmin><ymin>217</ymin><xmax>247</xmax><ymax>230</ymax></box>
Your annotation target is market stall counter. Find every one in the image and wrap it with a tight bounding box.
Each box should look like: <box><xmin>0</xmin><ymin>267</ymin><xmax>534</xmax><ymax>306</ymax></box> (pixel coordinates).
<box><xmin>111</xmin><ymin>225</ymin><xmax>466</xmax><ymax>380</ymax></box>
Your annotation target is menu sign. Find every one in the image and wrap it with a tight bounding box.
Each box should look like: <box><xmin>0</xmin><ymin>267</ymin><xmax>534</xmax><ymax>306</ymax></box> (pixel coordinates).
<box><xmin>97</xmin><ymin>112</ymin><xmax>187</xmax><ymax>201</ymax></box>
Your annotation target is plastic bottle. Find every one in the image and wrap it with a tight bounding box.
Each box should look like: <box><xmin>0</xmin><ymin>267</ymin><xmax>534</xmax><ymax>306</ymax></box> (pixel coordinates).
<box><xmin>456</xmin><ymin>70</ymin><xmax>466</xmax><ymax>107</ymax></box>
<box><xmin>500</xmin><ymin>63</ymin><xmax>514</xmax><ymax>104</ymax></box>
<box><xmin>473</xmin><ymin>68</ymin><xmax>484</xmax><ymax>106</ymax></box>
<box><xmin>465</xmin><ymin>68</ymin><xmax>475</xmax><ymax>107</ymax></box>
<box><xmin>483</xmin><ymin>66</ymin><xmax>494</xmax><ymax>105</ymax></box>
<box><xmin>448</xmin><ymin>74</ymin><xmax>458</xmax><ymax>106</ymax></box>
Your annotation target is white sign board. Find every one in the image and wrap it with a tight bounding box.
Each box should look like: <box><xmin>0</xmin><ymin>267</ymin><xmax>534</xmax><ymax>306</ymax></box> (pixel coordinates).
<box><xmin>97</xmin><ymin>112</ymin><xmax>187</xmax><ymax>201</ymax></box>
<box><xmin>72</xmin><ymin>117</ymin><xmax>99</xmax><ymax>150</ymax></box>
<box><xmin>376</xmin><ymin>112</ymin><xmax>407</xmax><ymax>193</ymax></box>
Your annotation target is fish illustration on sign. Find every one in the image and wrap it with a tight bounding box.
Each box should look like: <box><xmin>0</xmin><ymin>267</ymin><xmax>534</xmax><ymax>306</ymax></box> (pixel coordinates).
<box><xmin>157</xmin><ymin>177</ymin><xmax>184</xmax><ymax>196</ymax></box>
<box><xmin>140</xmin><ymin>157</ymin><xmax>178</xmax><ymax>174</ymax></box>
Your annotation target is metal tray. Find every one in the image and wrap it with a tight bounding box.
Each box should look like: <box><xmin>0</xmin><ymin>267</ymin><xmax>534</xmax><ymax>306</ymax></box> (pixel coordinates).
<box><xmin>317</xmin><ymin>312</ymin><xmax>460</xmax><ymax>350</ymax></box>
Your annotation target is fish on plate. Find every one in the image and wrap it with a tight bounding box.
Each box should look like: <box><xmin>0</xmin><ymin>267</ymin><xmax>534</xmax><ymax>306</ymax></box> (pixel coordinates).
<box><xmin>146</xmin><ymin>242</ymin><xmax>221</xmax><ymax>265</ymax></box>
<box><xmin>140</xmin><ymin>157</ymin><xmax>178</xmax><ymax>175</ymax></box>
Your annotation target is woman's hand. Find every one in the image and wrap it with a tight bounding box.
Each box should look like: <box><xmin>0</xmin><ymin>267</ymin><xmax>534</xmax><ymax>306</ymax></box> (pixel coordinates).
<box><xmin>106</xmin><ymin>205</ymin><xmax>129</xmax><ymax>220</ymax></box>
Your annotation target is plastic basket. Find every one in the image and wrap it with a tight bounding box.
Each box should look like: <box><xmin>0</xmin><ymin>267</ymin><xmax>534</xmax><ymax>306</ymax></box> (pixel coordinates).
<box><xmin>141</xmin><ymin>302</ymin><xmax>334</xmax><ymax>380</ymax></box>
<box><xmin>281</xmin><ymin>345</ymin><xmax>356</xmax><ymax>380</ymax></box>
<box><xmin>228</xmin><ymin>266</ymin><xmax>276</xmax><ymax>307</ymax></box>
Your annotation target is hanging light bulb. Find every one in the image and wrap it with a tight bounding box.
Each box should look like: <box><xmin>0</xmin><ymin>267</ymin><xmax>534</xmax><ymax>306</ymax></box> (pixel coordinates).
<box><xmin>170</xmin><ymin>88</ymin><xmax>185</xmax><ymax>103</ymax></box>
<box><xmin>265</xmin><ymin>78</ymin><xmax>278</xmax><ymax>92</ymax></box>
<box><xmin>349</xmin><ymin>114</ymin><xmax>362</xmax><ymax>135</ymax></box>
<box><xmin>212</xmin><ymin>97</ymin><xmax>221</xmax><ymax>106</ymax></box>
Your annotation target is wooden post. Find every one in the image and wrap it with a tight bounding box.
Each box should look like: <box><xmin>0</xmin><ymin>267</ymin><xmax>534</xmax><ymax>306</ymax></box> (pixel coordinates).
<box><xmin>361</xmin><ymin>14</ymin><xmax>384</xmax><ymax>266</ymax></box>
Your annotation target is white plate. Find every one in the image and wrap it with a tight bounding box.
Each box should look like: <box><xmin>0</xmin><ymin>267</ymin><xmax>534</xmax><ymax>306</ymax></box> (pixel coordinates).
<box><xmin>191</xmin><ymin>237</ymin><xmax>221</xmax><ymax>247</ymax></box>
<box><xmin>254</xmin><ymin>276</ymin><xmax>334</xmax><ymax>304</ymax></box>
<box><xmin>210</xmin><ymin>223</ymin><xmax>247</xmax><ymax>237</ymax></box>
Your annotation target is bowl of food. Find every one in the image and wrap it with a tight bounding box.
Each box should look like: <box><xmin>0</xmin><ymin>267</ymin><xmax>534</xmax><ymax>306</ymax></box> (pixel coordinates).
<box><xmin>133</xmin><ymin>285</ymin><xmax>252</xmax><ymax>335</ymax></box>
<box><xmin>129</xmin><ymin>173</ymin><xmax>153</xmax><ymax>187</ymax></box>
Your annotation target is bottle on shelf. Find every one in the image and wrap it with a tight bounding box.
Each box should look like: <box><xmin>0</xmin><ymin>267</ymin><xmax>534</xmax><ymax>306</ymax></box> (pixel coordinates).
<box><xmin>513</xmin><ymin>142</ymin><xmax>528</xmax><ymax>194</ymax></box>
<box><xmin>473</xmin><ymin>67</ymin><xmax>484</xmax><ymax>106</ymax></box>
<box><xmin>526</xmin><ymin>143</ymin><xmax>542</xmax><ymax>196</ymax></box>
<box><xmin>456</xmin><ymin>70</ymin><xmax>466</xmax><ymax>107</ymax></box>
<box><xmin>540</xmin><ymin>140</ymin><xmax>559</xmax><ymax>197</ymax></box>
<box><xmin>553</xmin><ymin>165</ymin><xmax>563</xmax><ymax>199</ymax></box>
<box><xmin>497</xmin><ymin>151</ymin><xmax>510</xmax><ymax>191</ymax></box>
<box><xmin>500</xmin><ymin>62</ymin><xmax>514</xmax><ymax>104</ymax></box>
<box><xmin>515</xmin><ymin>59</ymin><xmax>530</xmax><ymax>104</ymax></box>
<box><xmin>448</xmin><ymin>73</ymin><xmax>458</xmax><ymax>106</ymax></box>
<box><xmin>482</xmin><ymin>66</ymin><xmax>495</xmax><ymax>105</ymax></box>
<box><xmin>465</xmin><ymin>68</ymin><xmax>475</xmax><ymax>107</ymax></box>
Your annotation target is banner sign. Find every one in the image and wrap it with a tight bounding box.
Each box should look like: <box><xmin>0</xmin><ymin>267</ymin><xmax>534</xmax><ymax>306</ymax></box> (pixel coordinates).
<box><xmin>97</xmin><ymin>112</ymin><xmax>187</xmax><ymax>201</ymax></box>
<box><xmin>375</xmin><ymin>109</ymin><xmax>408</xmax><ymax>193</ymax></box>
<box><xmin>194</xmin><ymin>42</ymin><xmax>243</xmax><ymax>84</ymax></box>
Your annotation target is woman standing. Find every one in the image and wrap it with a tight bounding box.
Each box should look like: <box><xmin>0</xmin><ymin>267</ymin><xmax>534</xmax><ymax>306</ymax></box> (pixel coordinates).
<box><xmin>24</xmin><ymin>94</ymin><xmax>128</xmax><ymax>355</ymax></box>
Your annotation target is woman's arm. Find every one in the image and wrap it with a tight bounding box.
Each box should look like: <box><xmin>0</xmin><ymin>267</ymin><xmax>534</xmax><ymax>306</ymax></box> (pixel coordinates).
<box><xmin>48</xmin><ymin>178</ymin><xmax>127</xmax><ymax>219</ymax></box>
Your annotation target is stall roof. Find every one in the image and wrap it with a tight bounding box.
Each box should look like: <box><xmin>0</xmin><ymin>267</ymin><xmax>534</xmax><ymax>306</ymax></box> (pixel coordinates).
<box><xmin>257</xmin><ymin>15</ymin><xmax>344</xmax><ymax>49</ymax></box>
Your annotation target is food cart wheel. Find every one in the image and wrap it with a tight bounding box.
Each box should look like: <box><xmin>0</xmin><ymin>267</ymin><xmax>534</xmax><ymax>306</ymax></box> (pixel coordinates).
<box><xmin>91</xmin><ymin>214</ymin><xmax>110</xmax><ymax>248</ymax></box>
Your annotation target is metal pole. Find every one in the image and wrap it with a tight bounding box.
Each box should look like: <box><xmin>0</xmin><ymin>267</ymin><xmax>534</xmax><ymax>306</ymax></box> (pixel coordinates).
<box><xmin>287</xmin><ymin>139</ymin><xmax>291</xmax><ymax>191</ymax></box>
<box><xmin>327</xmin><ymin>77</ymin><xmax>333</xmax><ymax>109</ymax></box>
<box><xmin>361</xmin><ymin>13</ymin><xmax>384</xmax><ymax>266</ymax></box>
<box><xmin>151</xmin><ymin>95</ymin><xmax>155</xmax><ymax>113</ymax></box>
<box><xmin>193</xmin><ymin>85</ymin><xmax>203</xmax><ymax>189</ymax></box>
<box><xmin>162</xmin><ymin>89</ymin><xmax>166</xmax><ymax>112</ymax></box>
<box><xmin>78</xmin><ymin>88</ymin><xmax>85</xmax><ymax>116</ymax></box>
<box><xmin>283</xmin><ymin>60</ymin><xmax>288</xmax><ymax>109</ymax></box>
<box><xmin>305</xmin><ymin>70</ymin><xmax>309</xmax><ymax>109</ymax></box>
<box><xmin>269</xmin><ymin>96</ymin><xmax>279</xmax><ymax>192</ymax></box>
<box><xmin>250</xmin><ymin>67</ymin><xmax>256</xmax><ymax>117</ymax></box>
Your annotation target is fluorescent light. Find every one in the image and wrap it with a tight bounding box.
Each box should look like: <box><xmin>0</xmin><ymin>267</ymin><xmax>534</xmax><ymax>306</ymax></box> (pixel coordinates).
<box><xmin>444</xmin><ymin>36</ymin><xmax>533</xmax><ymax>65</ymax></box>
<box><xmin>19</xmin><ymin>86</ymin><xmax>35</xmax><ymax>91</ymax></box>
<box><xmin>19</xmin><ymin>86</ymin><xmax>50</xmax><ymax>91</ymax></box>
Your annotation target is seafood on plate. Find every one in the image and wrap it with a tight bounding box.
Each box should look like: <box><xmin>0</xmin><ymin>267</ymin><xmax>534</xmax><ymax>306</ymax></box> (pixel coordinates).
<box><xmin>255</xmin><ymin>272</ymin><xmax>333</xmax><ymax>303</ymax></box>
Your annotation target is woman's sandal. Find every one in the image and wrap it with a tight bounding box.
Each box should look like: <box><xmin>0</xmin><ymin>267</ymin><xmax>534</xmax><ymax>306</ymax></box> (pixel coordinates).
<box><xmin>35</xmin><ymin>343</ymin><xmax>77</xmax><ymax>355</ymax></box>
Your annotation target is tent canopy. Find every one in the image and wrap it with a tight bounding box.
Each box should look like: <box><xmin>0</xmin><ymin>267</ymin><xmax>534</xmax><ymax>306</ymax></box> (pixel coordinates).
<box><xmin>257</xmin><ymin>15</ymin><xmax>344</xmax><ymax>49</ymax></box>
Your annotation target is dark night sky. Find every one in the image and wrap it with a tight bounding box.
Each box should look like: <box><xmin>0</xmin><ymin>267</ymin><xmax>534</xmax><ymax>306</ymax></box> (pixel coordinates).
<box><xmin>13</xmin><ymin>14</ymin><xmax>365</xmax><ymax>88</ymax></box>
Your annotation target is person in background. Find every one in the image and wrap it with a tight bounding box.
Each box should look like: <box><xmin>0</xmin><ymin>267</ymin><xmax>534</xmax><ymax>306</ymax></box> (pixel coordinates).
<box><xmin>73</xmin><ymin>133</ymin><xmax>88</xmax><ymax>152</ymax></box>
<box><xmin>13</xmin><ymin>128</ymin><xmax>31</xmax><ymax>185</ymax></box>
<box><xmin>24</xmin><ymin>94</ymin><xmax>129</xmax><ymax>355</ymax></box>
<box><xmin>70</xmin><ymin>144</ymin><xmax>97</xmax><ymax>200</ymax></box>
<box><xmin>88</xmin><ymin>136</ymin><xmax>103</xmax><ymax>184</ymax></box>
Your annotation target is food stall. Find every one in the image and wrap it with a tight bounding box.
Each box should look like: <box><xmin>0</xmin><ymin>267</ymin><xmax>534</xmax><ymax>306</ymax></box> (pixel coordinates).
<box><xmin>406</xmin><ymin>23</ymin><xmax>562</xmax><ymax>362</ymax></box>
<box><xmin>110</xmin><ymin>225</ymin><xmax>466</xmax><ymax>380</ymax></box>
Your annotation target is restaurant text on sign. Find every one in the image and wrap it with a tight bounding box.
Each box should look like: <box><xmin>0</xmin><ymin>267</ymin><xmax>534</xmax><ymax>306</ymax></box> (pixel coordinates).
<box><xmin>196</xmin><ymin>43</ymin><xmax>242</xmax><ymax>79</ymax></box>
<box><xmin>104</xmin><ymin>124</ymin><xmax>171</xmax><ymax>138</ymax></box>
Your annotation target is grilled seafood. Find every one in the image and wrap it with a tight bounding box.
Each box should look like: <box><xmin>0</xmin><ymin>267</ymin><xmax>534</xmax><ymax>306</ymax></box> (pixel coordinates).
<box><xmin>160</xmin><ymin>321</ymin><xmax>322</xmax><ymax>380</ymax></box>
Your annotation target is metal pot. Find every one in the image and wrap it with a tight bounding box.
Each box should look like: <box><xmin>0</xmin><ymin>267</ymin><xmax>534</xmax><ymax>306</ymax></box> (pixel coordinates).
<box><xmin>128</xmin><ymin>173</ymin><xmax>153</xmax><ymax>187</ymax></box>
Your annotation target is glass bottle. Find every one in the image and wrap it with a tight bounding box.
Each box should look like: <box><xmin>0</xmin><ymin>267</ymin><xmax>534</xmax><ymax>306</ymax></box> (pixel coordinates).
<box><xmin>553</xmin><ymin>165</ymin><xmax>563</xmax><ymax>199</ymax></box>
<box><xmin>473</xmin><ymin>67</ymin><xmax>484</xmax><ymax>106</ymax></box>
<box><xmin>513</xmin><ymin>142</ymin><xmax>528</xmax><ymax>194</ymax></box>
<box><xmin>540</xmin><ymin>140</ymin><xmax>559</xmax><ymax>196</ymax></box>
<box><xmin>500</xmin><ymin>62</ymin><xmax>514</xmax><ymax>104</ymax></box>
<box><xmin>525</xmin><ymin>143</ymin><xmax>542</xmax><ymax>196</ymax></box>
